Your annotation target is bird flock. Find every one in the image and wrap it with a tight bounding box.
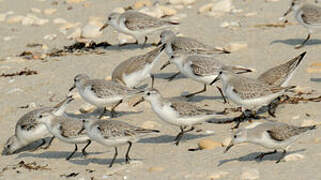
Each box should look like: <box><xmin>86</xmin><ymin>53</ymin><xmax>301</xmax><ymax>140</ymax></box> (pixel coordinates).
<box><xmin>2</xmin><ymin>0</ymin><xmax>320</xmax><ymax>169</ymax></box>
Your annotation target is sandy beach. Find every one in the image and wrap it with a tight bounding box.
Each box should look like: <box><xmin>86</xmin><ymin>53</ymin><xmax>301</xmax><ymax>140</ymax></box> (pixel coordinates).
<box><xmin>0</xmin><ymin>0</ymin><xmax>321</xmax><ymax>179</ymax></box>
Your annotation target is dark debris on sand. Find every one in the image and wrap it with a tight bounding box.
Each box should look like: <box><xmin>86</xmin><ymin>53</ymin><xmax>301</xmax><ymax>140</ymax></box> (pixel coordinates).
<box><xmin>0</xmin><ymin>68</ymin><xmax>38</xmax><ymax>78</ymax></box>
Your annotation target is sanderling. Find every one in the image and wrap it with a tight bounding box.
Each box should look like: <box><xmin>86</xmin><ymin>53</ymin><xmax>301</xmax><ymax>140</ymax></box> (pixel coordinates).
<box><xmin>210</xmin><ymin>71</ymin><xmax>296</xmax><ymax>128</ymax></box>
<box><xmin>36</xmin><ymin>106</ymin><xmax>92</xmax><ymax>160</ymax></box>
<box><xmin>225</xmin><ymin>121</ymin><xmax>316</xmax><ymax>163</ymax></box>
<box><xmin>158</xmin><ymin>30</ymin><xmax>230</xmax><ymax>71</ymax></box>
<box><xmin>99</xmin><ymin>10</ymin><xmax>179</xmax><ymax>46</ymax></box>
<box><xmin>2</xmin><ymin>97</ymin><xmax>72</xmax><ymax>155</ymax></box>
<box><xmin>133</xmin><ymin>89</ymin><xmax>224</xmax><ymax>145</ymax></box>
<box><xmin>282</xmin><ymin>0</ymin><xmax>321</xmax><ymax>48</ymax></box>
<box><xmin>69</xmin><ymin>74</ymin><xmax>143</xmax><ymax>118</ymax></box>
<box><xmin>169</xmin><ymin>54</ymin><xmax>253</xmax><ymax>99</ymax></box>
<box><xmin>257</xmin><ymin>51</ymin><xmax>306</xmax><ymax>87</ymax></box>
<box><xmin>79</xmin><ymin>118</ymin><xmax>159</xmax><ymax>167</ymax></box>
<box><xmin>112</xmin><ymin>45</ymin><xmax>165</xmax><ymax>89</ymax></box>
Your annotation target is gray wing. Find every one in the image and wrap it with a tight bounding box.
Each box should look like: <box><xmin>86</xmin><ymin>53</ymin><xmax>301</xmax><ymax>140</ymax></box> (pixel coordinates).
<box><xmin>16</xmin><ymin>108</ymin><xmax>53</xmax><ymax>132</ymax></box>
<box><xmin>172</xmin><ymin>37</ymin><xmax>223</xmax><ymax>55</ymax></box>
<box><xmin>58</xmin><ymin>117</ymin><xmax>85</xmax><ymax>138</ymax></box>
<box><xmin>187</xmin><ymin>57</ymin><xmax>222</xmax><ymax>76</ymax></box>
<box><xmin>267</xmin><ymin>123</ymin><xmax>316</xmax><ymax>141</ymax></box>
<box><xmin>123</xmin><ymin>11</ymin><xmax>172</xmax><ymax>31</ymax></box>
<box><xmin>257</xmin><ymin>54</ymin><xmax>304</xmax><ymax>86</ymax></box>
<box><xmin>300</xmin><ymin>5</ymin><xmax>321</xmax><ymax>25</ymax></box>
<box><xmin>169</xmin><ymin>100</ymin><xmax>216</xmax><ymax>117</ymax></box>
<box><xmin>88</xmin><ymin>80</ymin><xmax>139</xmax><ymax>98</ymax></box>
<box><xmin>230</xmin><ymin>76</ymin><xmax>286</xmax><ymax>99</ymax></box>
<box><xmin>96</xmin><ymin>120</ymin><xmax>158</xmax><ymax>138</ymax></box>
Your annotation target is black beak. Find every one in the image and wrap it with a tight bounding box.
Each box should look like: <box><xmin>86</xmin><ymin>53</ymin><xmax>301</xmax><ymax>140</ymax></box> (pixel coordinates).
<box><xmin>210</xmin><ymin>71</ymin><xmax>222</xmax><ymax>85</ymax></box>
<box><xmin>99</xmin><ymin>23</ymin><xmax>108</xmax><ymax>31</ymax></box>
<box><xmin>156</xmin><ymin>40</ymin><xmax>163</xmax><ymax>46</ymax></box>
<box><xmin>69</xmin><ymin>84</ymin><xmax>76</xmax><ymax>92</ymax></box>
<box><xmin>224</xmin><ymin>143</ymin><xmax>234</xmax><ymax>153</ymax></box>
<box><xmin>78</xmin><ymin>122</ymin><xmax>85</xmax><ymax>135</ymax></box>
<box><xmin>133</xmin><ymin>97</ymin><xmax>145</xmax><ymax>107</ymax></box>
<box><xmin>282</xmin><ymin>6</ymin><xmax>293</xmax><ymax>18</ymax></box>
<box><xmin>160</xmin><ymin>61</ymin><xmax>171</xmax><ymax>71</ymax></box>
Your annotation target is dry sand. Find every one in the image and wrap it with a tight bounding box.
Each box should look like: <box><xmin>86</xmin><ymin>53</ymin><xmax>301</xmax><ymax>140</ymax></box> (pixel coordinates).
<box><xmin>0</xmin><ymin>0</ymin><xmax>321</xmax><ymax>179</ymax></box>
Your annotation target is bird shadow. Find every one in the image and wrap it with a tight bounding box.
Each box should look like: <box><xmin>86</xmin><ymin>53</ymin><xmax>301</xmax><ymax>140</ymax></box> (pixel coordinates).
<box><xmin>139</xmin><ymin>133</ymin><xmax>212</xmax><ymax>144</ymax></box>
<box><xmin>311</xmin><ymin>78</ymin><xmax>321</xmax><ymax>82</ymax></box>
<box><xmin>16</xmin><ymin>150</ymin><xmax>104</xmax><ymax>160</ymax></box>
<box><xmin>218</xmin><ymin>149</ymin><xmax>305</xmax><ymax>166</ymax></box>
<box><xmin>154</xmin><ymin>72</ymin><xmax>186</xmax><ymax>81</ymax></box>
<box><xmin>271</xmin><ymin>38</ymin><xmax>321</xmax><ymax>47</ymax></box>
<box><xmin>105</xmin><ymin>43</ymin><xmax>155</xmax><ymax>51</ymax></box>
<box><xmin>185</xmin><ymin>95</ymin><xmax>226</xmax><ymax>103</ymax></box>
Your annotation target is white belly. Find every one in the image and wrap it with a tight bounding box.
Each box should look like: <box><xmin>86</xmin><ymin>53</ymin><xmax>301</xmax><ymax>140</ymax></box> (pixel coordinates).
<box><xmin>16</xmin><ymin>124</ymin><xmax>50</xmax><ymax>145</ymax></box>
<box><xmin>123</xmin><ymin>63</ymin><xmax>154</xmax><ymax>88</ymax></box>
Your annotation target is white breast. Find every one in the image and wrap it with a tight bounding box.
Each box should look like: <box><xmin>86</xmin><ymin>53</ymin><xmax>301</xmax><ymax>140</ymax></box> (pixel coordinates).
<box><xmin>16</xmin><ymin>124</ymin><xmax>50</xmax><ymax>145</ymax></box>
<box><xmin>79</xmin><ymin>86</ymin><xmax>123</xmax><ymax>107</ymax></box>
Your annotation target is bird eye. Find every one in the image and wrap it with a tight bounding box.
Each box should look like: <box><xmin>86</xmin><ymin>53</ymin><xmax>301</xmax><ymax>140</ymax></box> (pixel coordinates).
<box><xmin>234</xmin><ymin>135</ymin><xmax>237</xmax><ymax>138</ymax></box>
<box><xmin>147</xmin><ymin>92</ymin><xmax>151</xmax><ymax>96</ymax></box>
<box><xmin>108</xmin><ymin>17</ymin><xmax>111</xmax><ymax>21</ymax></box>
<box><xmin>39</xmin><ymin>115</ymin><xmax>43</xmax><ymax>118</ymax></box>
<box><xmin>7</xmin><ymin>144</ymin><xmax>11</xmax><ymax>148</ymax></box>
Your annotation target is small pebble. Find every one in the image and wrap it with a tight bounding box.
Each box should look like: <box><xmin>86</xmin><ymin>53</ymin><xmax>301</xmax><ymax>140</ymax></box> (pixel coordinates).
<box><xmin>283</xmin><ymin>153</ymin><xmax>304</xmax><ymax>162</ymax></box>
<box><xmin>209</xmin><ymin>171</ymin><xmax>229</xmax><ymax>180</ymax></box>
<box><xmin>241</xmin><ymin>168</ymin><xmax>259</xmax><ymax>180</ymax></box>
<box><xmin>43</xmin><ymin>34</ymin><xmax>57</xmax><ymax>40</ymax></box>
<box><xmin>44</xmin><ymin>8</ymin><xmax>57</xmax><ymax>15</ymax></box>
<box><xmin>198</xmin><ymin>139</ymin><xmax>222</xmax><ymax>150</ymax></box>
<box><xmin>148</xmin><ymin>167</ymin><xmax>164</xmax><ymax>172</ymax></box>
<box><xmin>225</xmin><ymin>42</ymin><xmax>248</xmax><ymax>52</ymax></box>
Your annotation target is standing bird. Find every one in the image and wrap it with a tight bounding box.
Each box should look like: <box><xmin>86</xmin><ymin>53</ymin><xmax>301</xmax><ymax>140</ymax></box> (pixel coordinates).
<box><xmin>225</xmin><ymin>121</ymin><xmax>316</xmax><ymax>163</ymax></box>
<box><xmin>282</xmin><ymin>0</ymin><xmax>321</xmax><ymax>48</ymax></box>
<box><xmin>99</xmin><ymin>11</ymin><xmax>179</xmax><ymax>46</ymax></box>
<box><xmin>169</xmin><ymin>54</ymin><xmax>253</xmax><ymax>99</ymax></box>
<box><xmin>69</xmin><ymin>74</ymin><xmax>143</xmax><ymax>118</ymax></box>
<box><xmin>133</xmin><ymin>89</ymin><xmax>224</xmax><ymax>145</ymax></box>
<box><xmin>36</xmin><ymin>109</ymin><xmax>91</xmax><ymax>160</ymax></box>
<box><xmin>210</xmin><ymin>71</ymin><xmax>296</xmax><ymax>128</ymax></box>
<box><xmin>2</xmin><ymin>97</ymin><xmax>72</xmax><ymax>155</ymax></box>
<box><xmin>158</xmin><ymin>30</ymin><xmax>230</xmax><ymax>72</ymax></box>
<box><xmin>80</xmin><ymin>118</ymin><xmax>159</xmax><ymax>168</ymax></box>
<box><xmin>112</xmin><ymin>45</ymin><xmax>165</xmax><ymax>89</ymax></box>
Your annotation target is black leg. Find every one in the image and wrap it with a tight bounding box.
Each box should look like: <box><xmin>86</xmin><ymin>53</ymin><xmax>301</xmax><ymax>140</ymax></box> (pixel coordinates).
<box><xmin>81</xmin><ymin>140</ymin><xmax>91</xmax><ymax>157</ymax></box>
<box><xmin>174</xmin><ymin>126</ymin><xmax>185</xmax><ymax>141</ymax></box>
<box><xmin>216</xmin><ymin>86</ymin><xmax>228</xmax><ymax>104</ymax></box>
<box><xmin>41</xmin><ymin>136</ymin><xmax>55</xmax><ymax>150</ymax></box>
<box><xmin>98</xmin><ymin>107</ymin><xmax>107</xmax><ymax>119</ymax></box>
<box><xmin>166</xmin><ymin>72</ymin><xmax>180</xmax><ymax>81</ymax></box>
<box><xmin>160</xmin><ymin>61</ymin><xmax>171</xmax><ymax>71</ymax></box>
<box><xmin>125</xmin><ymin>141</ymin><xmax>132</xmax><ymax>164</ymax></box>
<box><xmin>111</xmin><ymin>100</ymin><xmax>123</xmax><ymax>118</ymax></box>
<box><xmin>175</xmin><ymin>126</ymin><xmax>195</xmax><ymax>146</ymax></box>
<box><xmin>255</xmin><ymin>150</ymin><xmax>277</xmax><ymax>160</ymax></box>
<box><xmin>276</xmin><ymin>150</ymin><xmax>287</xmax><ymax>163</ymax></box>
<box><xmin>150</xmin><ymin>74</ymin><xmax>155</xmax><ymax>88</ymax></box>
<box><xmin>66</xmin><ymin>144</ymin><xmax>78</xmax><ymax>160</ymax></box>
<box><xmin>109</xmin><ymin>147</ymin><xmax>118</xmax><ymax>168</ymax></box>
<box><xmin>142</xmin><ymin>36</ymin><xmax>148</xmax><ymax>48</ymax></box>
<box><xmin>184</xmin><ymin>84</ymin><xmax>207</xmax><ymax>98</ymax></box>
<box><xmin>295</xmin><ymin>33</ymin><xmax>311</xmax><ymax>49</ymax></box>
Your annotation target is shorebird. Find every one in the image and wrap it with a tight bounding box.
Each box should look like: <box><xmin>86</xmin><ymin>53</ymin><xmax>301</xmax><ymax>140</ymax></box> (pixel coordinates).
<box><xmin>36</xmin><ymin>106</ymin><xmax>91</xmax><ymax>160</ymax></box>
<box><xmin>133</xmin><ymin>89</ymin><xmax>224</xmax><ymax>145</ymax></box>
<box><xmin>282</xmin><ymin>0</ymin><xmax>321</xmax><ymax>48</ymax></box>
<box><xmin>225</xmin><ymin>121</ymin><xmax>316</xmax><ymax>163</ymax></box>
<box><xmin>210</xmin><ymin>71</ymin><xmax>296</xmax><ymax>128</ymax></box>
<box><xmin>69</xmin><ymin>74</ymin><xmax>143</xmax><ymax>118</ymax></box>
<box><xmin>158</xmin><ymin>30</ymin><xmax>230</xmax><ymax>71</ymax></box>
<box><xmin>99</xmin><ymin>11</ymin><xmax>179</xmax><ymax>46</ymax></box>
<box><xmin>168</xmin><ymin>54</ymin><xmax>253</xmax><ymax>99</ymax></box>
<box><xmin>2</xmin><ymin>97</ymin><xmax>72</xmax><ymax>155</ymax></box>
<box><xmin>112</xmin><ymin>45</ymin><xmax>165</xmax><ymax>88</ymax></box>
<box><xmin>80</xmin><ymin>118</ymin><xmax>159</xmax><ymax>167</ymax></box>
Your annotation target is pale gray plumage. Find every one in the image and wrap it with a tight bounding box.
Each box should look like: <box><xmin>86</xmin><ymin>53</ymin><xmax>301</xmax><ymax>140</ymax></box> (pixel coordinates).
<box><xmin>257</xmin><ymin>52</ymin><xmax>306</xmax><ymax>87</ymax></box>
